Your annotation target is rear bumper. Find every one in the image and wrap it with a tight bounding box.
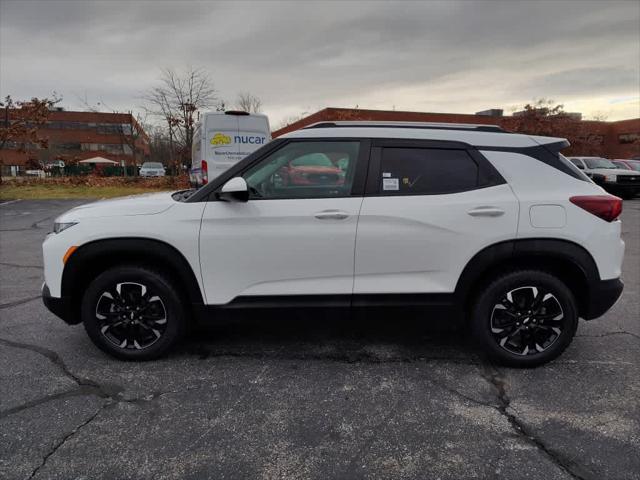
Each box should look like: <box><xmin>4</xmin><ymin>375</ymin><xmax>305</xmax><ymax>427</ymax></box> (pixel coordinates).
<box><xmin>42</xmin><ymin>283</ymin><xmax>79</xmax><ymax>325</ymax></box>
<box><xmin>583</xmin><ymin>278</ymin><xmax>624</xmax><ymax>320</ymax></box>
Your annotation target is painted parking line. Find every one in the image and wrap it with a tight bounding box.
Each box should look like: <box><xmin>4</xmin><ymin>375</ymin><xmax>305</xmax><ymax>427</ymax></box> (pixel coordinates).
<box><xmin>0</xmin><ymin>199</ymin><xmax>22</xmax><ymax>207</ymax></box>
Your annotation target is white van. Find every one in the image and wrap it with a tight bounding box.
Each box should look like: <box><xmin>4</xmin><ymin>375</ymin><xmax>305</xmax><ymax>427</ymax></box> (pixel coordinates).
<box><xmin>190</xmin><ymin>111</ymin><xmax>271</xmax><ymax>187</ymax></box>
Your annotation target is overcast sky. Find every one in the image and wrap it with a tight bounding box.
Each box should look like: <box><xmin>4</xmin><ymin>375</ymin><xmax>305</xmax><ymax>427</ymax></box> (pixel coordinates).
<box><xmin>1</xmin><ymin>0</ymin><xmax>639</xmax><ymax>127</ymax></box>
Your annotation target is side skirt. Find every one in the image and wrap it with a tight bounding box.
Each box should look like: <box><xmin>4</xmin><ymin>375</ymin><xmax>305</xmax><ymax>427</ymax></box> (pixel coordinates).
<box><xmin>192</xmin><ymin>293</ymin><xmax>462</xmax><ymax>323</ymax></box>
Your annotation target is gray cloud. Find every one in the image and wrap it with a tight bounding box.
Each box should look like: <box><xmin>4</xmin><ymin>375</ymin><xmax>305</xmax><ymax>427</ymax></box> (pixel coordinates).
<box><xmin>1</xmin><ymin>0</ymin><xmax>638</xmax><ymax>124</ymax></box>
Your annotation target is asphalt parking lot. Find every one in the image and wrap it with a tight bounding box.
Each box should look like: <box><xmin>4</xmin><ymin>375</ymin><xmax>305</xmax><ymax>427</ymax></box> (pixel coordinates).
<box><xmin>0</xmin><ymin>198</ymin><xmax>638</xmax><ymax>480</ymax></box>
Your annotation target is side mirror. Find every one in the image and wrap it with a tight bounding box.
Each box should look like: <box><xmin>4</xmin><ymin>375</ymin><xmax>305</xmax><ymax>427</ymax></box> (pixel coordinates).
<box><xmin>576</xmin><ymin>164</ymin><xmax>585</xmax><ymax>170</ymax></box>
<box><xmin>218</xmin><ymin>177</ymin><xmax>249</xmax><ymax>202</ymax></box>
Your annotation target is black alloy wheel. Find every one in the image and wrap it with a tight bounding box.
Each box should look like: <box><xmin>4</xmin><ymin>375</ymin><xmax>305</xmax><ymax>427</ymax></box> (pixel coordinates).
<box><xmin>95</xmin><ymin>282</ymin><xmax>168</xmax><ymax>350</ymax></box>
<box><xmin>490</xmin><ymin>286</ymin><xmax>565</xmax><ymax>356</ymax></box>
<box><xmin>472</xmin><ymin>270</ymin><xmax>578</xmax><ymax>367</ymax></box>
<box><xmin>82</xmin><ymin>266</ymin><xmax>185</xmax><ymax>360</ymax></box>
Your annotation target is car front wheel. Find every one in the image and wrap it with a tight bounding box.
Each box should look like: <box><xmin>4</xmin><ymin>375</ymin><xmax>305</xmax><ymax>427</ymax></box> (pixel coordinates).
<box><xmin>471</xmin><ymin>270</ymin><xmax>578</xmax><ymax>367</ymax></box>
<box><xmin>82</xmin><ymin>266</ymin><xmax>186</xmax><ymax>360</ymax></box>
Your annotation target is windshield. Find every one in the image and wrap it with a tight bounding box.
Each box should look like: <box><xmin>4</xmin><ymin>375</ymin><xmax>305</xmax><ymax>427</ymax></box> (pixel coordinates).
<box><xmin>612</xmin><ymin>161</ymin><xmax>630</xmax><ymax>170</ymax></box>
<box><xmin>584</xmin><ymin>158</ymin><xmax>617</xmax><ymax>169</ymax></box>
<box><xmin>142</xmin><ymin>162</ymin><xmax>163</xmax><ymax>169</ymax></box>
<box><xmin>625</xmin><ymin>161</ymin><xmax>640</xmax><ymax>172</ymax></box>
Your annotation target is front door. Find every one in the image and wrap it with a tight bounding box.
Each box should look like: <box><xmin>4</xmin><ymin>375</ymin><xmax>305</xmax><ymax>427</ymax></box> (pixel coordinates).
<box><xmin>199</xmin><ymin>139</ymin><xmax>368</xmax><ymax>305</ymax></box>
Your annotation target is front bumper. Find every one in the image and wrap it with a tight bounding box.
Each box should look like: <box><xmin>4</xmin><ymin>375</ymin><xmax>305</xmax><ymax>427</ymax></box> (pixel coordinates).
<box><xmin>598</xmin><ymin>181</ymin><xmax>639</xmax><ymax>195</ymax></box>
<box><xmin>583</xmin><ymin>278</ymin><xmax>624</xmax><ymax>320</ymax></box>
<box><xmin>42</xmin><ymin>283</ymin><xmax>80</xmax><ymax>325</ymax></box>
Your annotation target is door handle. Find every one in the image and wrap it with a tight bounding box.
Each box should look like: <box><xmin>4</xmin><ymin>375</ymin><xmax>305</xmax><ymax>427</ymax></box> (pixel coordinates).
<box><xmin>314</xmin><ymin>210</ymin><xmax>350</xmax><ymax>220</ymax></box>
<box><xmin>467</xmin><ymin>206</ymin><xmax>505</xmax><ymax>217</ymax></box>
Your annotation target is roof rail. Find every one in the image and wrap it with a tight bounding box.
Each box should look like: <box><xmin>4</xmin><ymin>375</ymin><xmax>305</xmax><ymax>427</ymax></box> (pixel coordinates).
<box><xmin>302</xmin><ymin>121</ymin><xmax>507</xmax><ymax>133</ymax></box>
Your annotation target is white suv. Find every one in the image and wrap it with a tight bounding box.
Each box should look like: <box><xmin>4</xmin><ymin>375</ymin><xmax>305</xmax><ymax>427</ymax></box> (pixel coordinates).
<box><xmin>42</xmin><ymin>122</ymin><xmax>625</xmax><ymax>366</ymax></box>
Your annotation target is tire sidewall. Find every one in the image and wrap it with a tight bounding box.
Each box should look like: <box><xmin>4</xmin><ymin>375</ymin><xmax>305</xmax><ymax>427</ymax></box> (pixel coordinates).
<box><xmin>82</xmin><ymin>266</ymin><xmax>185</xmax><ymax>360</ymax></box>
<box><xmin>472</xmin><ymin>270</ymin><xmax>578</xmax><ymax>367</ymax></box>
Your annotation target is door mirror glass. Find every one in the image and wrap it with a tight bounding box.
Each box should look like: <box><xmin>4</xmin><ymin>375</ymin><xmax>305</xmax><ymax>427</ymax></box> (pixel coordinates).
<box><xmin>218</xmin><ymin>177</ymin><xmax>249</xmax><ymax>202</ymax></box>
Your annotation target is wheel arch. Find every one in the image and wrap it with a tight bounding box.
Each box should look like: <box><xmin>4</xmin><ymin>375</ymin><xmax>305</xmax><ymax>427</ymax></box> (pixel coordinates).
<box><xmin>455</xmin><ymin>238</ymin><xmax>601</xmax><ymax>319</ymax></box>
<box><xmin>62</xmin><ymin>237</ymin><xmax>204</xmax><ymax>324</ymax></box>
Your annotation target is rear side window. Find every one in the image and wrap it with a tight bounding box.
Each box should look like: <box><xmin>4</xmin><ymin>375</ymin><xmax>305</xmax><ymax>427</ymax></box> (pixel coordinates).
<box><xmin>379</xmin><ymin>148</ymin><xmax>479</xmax><ymax>195</ymax></box>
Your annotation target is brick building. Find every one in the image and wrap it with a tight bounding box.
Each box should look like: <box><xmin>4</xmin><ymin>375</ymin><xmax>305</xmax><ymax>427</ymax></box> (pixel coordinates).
<box><xmin>273</xmin><ymin>107</ymin><xmax>640</xmax><ymax>159</ymax></box>
<box><xmin>0</xmin><ymin>109</ymin><xmax>150</xmax><ymax>175</ymax></box>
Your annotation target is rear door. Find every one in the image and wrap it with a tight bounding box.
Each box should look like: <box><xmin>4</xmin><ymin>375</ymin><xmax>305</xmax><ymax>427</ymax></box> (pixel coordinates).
<box><xmin>205</xmin><ymin>113</ymin><xmax>240</xmax><ymax>181</ymax></box>
<box><xmin>353</xmin><ymin>140</ymin><xmax>519</xmax><ymax>297</ymax></box>
<box><xmin>236</xmin><ymin>114</ymin><xmax>271</xmax><ymax>160</ymax></box>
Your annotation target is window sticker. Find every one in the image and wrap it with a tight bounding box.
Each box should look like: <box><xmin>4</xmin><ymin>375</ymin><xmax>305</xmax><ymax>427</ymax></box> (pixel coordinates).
<box><xmin>383</xmin><ymin>178</ymin><xmax>399</xmax><ymax>191</ymax></box>
<box><xmin>382</xmin><ymin>172</ymin><xmax>392</xmax><ymax>178</ymax></box>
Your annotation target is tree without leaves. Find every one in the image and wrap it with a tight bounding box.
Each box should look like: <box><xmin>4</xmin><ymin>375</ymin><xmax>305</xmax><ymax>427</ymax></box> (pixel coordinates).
<box><xmin>235</xmin><ymin>92</ymin><xmax>262</xmax><ymax>113</ymax></box>
<box><xmin>117</xmin><ymin>112</ymin><xmax>149</xmax><ymax>176</ymax></box>
<box><xmin>143</xmin><ymin>67</ymin><xmax>217</xmax><ymax>169</ymax></box>
<box><xmin>147</xmin><ymin>125</ymin><xmax>172</xmax><ymax>166</ymax></box>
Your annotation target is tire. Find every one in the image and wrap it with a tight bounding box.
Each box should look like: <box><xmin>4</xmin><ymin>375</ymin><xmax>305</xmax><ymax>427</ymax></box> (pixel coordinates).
<box><xmin>82</xmin><ymin>266</ymin><xmax>186</xmax><ymax>360</ymax></box>
<box><xmin>471</xmin><ymin>270</ymin><xmax>578</xmax><ymax>368</ymax></box>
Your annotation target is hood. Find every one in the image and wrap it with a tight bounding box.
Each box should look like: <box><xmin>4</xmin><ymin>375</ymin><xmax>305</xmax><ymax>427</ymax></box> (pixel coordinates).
<box><xmin>587</xmin><ymin>168</ymin><xmax>638</xmax><ymax>177</ymax></box>
<box><xmin>290</xmin><ymin>165</ymin><xmax>342</xmax><ymax>173</ymax></box>
<box><xmin>56</xmin><ymin>191</ymin><xmax>177</xmax><ymax>222</ymax></box>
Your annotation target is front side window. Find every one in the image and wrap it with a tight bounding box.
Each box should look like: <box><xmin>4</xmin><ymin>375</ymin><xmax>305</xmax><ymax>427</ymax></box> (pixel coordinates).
<box><xmin>379</xmin><ymin>148</ymin><xmax>479</xmax><ymax>195</ymax></box>
<box><xmin>243</xmin><ymin>141</ymin><xmax>359</xmax><ymax>199</ymax></box>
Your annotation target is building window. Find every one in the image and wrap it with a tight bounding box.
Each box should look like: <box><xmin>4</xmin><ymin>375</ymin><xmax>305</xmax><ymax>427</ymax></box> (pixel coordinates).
<box><xmin>80</xmin><ymin>143</ymin><xmax>125</xmax><ymax>154</ymax></box>
<box><xmin>56</xmin><ymin>143</ymin><xmax>82</xmax><ymax>150</ymax></box>
<box><xmin>619</xmin><ymin>133</ymin><xmax>639</xmax><ymax>144</ymax></box>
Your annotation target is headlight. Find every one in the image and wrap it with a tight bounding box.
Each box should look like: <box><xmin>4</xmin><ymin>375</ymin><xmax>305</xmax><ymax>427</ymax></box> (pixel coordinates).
<box><xmin>53</xmin><ymin>222</ymin><xmax>77</xmax><ymax>234</ymax></box>
<box><xmin>603</xmin><ymin>174</ymin><xmax>617</xmax><ymax>182</ymax></box>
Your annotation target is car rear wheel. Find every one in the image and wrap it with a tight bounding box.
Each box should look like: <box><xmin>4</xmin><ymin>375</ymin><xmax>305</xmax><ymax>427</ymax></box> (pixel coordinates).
<box><xmin>82</xmin><ymin>266</ymin><xmax>186</xmax><ymax>360</ymax></box>
<box><xmin>471</xmin><ymin>270</ymin><xmax>578</xmax><ymax>367</ymax></box>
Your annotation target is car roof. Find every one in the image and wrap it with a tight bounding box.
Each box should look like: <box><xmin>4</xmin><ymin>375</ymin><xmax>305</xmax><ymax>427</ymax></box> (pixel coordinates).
<box><xmin>279</xmin><ymin>121</ymin><xmax>566</xmax><ymax>149</ymax></box>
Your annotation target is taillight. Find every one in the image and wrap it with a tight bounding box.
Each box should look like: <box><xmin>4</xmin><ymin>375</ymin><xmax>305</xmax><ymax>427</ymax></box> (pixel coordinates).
<box><xmin>201</xmin><ymin>160</ymin><xmax>208</xmax><ymax>185</ymax></box>
<box><xmin>570</xmin><ymin>195</ymin><xmax>622</xmax><ymax>222</ymax></box>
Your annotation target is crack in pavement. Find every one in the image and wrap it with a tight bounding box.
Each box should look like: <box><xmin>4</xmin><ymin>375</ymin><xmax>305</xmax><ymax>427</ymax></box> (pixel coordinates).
<box><xmin>0</xmin><ymin>386</ymin><xmax>102</xmax><ymax>419</ymax></box>
<box><xmin>28</xmin><ymin>402</ymin><xmax>107</xmax><ymax>480</ymax></box>
<box><xmin>0</xmin><ymin>336</ymin><xmax>203</xmax><ymax>419</ymax></box>
<box><xmin>0</xmin><ymin>337</ymin><xmax>198</xmax><ymax>477</ymax></box>
<box><xmin>0</xmin><ymin>296</ymin><xmax>41</xmax><ymax>310</ymax></box>
<box><xmin>479</xmin><ymin>363</ymin><xmax>595</xmax><ymax>480</ymax></box>
<box><xmin>0</xmin><ymin>337</ymin><xmax>123</xmax><ymax>401</ymax></box>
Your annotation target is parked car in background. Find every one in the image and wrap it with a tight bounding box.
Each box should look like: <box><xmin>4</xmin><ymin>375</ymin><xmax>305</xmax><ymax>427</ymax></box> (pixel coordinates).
<box><xmin>278</xmin><ymin>152</ymin><xmax>346</xmax><ymax>186</ymax></box>
<box><xmin>45</xmin><ymin>160</ymin><xmax>66</xmax><ymax>169</ymax></box>
<box><xmin>568</xmin><ymin>156</ymin><xmax>640</xmax><ymax>199</ymax></box>
<box><xmin>139</xmin><ymin>162</ymin><xmax>166</xmax><ymax>177</ymax></box>
<box><xmin>190</xmin><ymin>111</ymin><xmax>271</xmax><ymax>188</ymax></box>
<box><xmin>612</xmin><ymin>159</ymin><xmax>640</xmax><ymax>172</ymax></box>
<box><xmin>43</xmin><ymin>122</ymin><xmax>625</xmax><ymax>367</ymax></box>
